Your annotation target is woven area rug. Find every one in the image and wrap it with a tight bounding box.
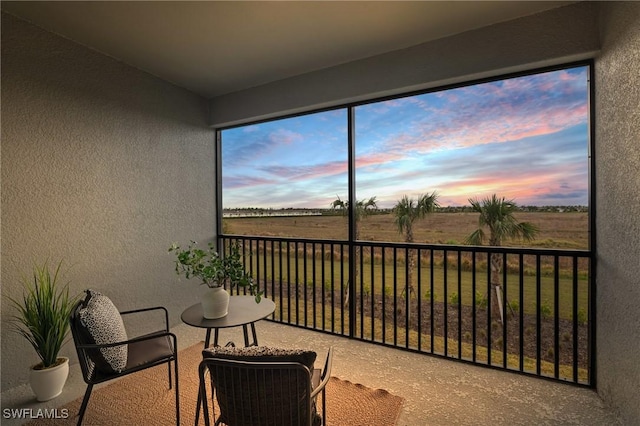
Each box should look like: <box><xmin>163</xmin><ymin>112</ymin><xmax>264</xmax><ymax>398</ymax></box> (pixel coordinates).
<box><xmin>28</xmin><ymin>342</ymin><xmax>403</xmax><ymax>425</ymax></box>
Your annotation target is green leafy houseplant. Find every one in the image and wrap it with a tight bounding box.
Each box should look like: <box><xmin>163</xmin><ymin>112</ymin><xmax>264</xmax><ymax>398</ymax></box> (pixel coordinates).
<box><xmin>8</xmin><ymin>260</ymin><xmax>79</xmax><ymax>369</ymax></box>
<box><xmin>169</xmin><ymin>241</ymin><xmax>262</xmax><ymax>303</ymax></box>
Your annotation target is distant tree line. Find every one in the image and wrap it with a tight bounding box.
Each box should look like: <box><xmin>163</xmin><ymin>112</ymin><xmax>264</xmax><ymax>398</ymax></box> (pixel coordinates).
<box><xmin>437</xmin><ymin>205</ymin><xmax>587</xmax><ymax>213</ymax></box>
<box><xmin>224</xmin><ymin>205</ymin><xmax>587</xmax><ymax>215</ymax></box>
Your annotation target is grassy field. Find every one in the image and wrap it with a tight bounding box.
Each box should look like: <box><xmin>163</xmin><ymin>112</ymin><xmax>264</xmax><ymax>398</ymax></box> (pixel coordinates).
<box><xmin>224</xmin><ymin>211</ymin><xmax>589</xmax><ymax>249</ymax></box>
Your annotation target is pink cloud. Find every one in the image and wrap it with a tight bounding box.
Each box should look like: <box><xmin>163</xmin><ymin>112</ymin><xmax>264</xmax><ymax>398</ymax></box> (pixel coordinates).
<box><xmin>260</xmin><ymin>160</ymin><xmax>347</xmax><ymax>181</ymax></box>
<box><xmin>384</xmin><ymin>70</ymin><xmax>588</xmax><ymax>154</ymax></box>
<box><xmin>224</xmin><ymin>176</ymin><xmax>278</xmax><ymax>189</ymax></box>
<box><xmin>432</xmin><ymin>166</ymin><xmax>587</xmax><ymax>206</ymax></box>
<box><xmin>268</xmin><ymin>128</ymin><xmax>304</xmax><ymax>145</ymax></box>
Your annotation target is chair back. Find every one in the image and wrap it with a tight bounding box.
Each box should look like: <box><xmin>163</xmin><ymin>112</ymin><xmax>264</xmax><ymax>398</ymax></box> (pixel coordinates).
<box><xmin>199</xmin><ymin>357</ymin><xmax>316</xmax><ymax>426</ymax></box>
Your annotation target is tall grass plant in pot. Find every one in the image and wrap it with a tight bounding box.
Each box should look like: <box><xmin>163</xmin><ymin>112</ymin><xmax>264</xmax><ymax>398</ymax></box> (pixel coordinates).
<box><xmin>7</xmin><ymin>260</ymin><xmax>79</xmax><ymax>401</ymax></box>
<box><xmin>169</xmin><ymin>241</ymin><xmax>262</xmax><ymax>319</ymax></box>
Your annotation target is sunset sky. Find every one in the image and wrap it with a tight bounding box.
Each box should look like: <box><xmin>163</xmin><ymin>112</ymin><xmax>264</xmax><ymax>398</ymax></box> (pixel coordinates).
<box><xmin>221</xmin><ymin>66</ymin><xmax>590</xmax><ymax>209</ymax></box>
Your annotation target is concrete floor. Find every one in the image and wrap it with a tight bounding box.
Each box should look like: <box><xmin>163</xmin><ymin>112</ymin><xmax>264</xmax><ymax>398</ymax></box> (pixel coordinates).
<box><xmin>2</xmin><ymin>321</ymin><xmax>621</xmax><ymax>425</ymax></box>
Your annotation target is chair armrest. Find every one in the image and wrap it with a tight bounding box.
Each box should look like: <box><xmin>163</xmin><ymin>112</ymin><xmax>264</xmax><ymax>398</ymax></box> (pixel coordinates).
<box><xmin>311</xmin><ymin>347</ymin><xmax>333</xmax><ymax>399</ymax></box>
<box><xmin>120</xmin><ymin>306</ymin><xmax>170</xmax><ymax>332</ymax></box>
<box><xmin>75</xmin><ymin>330</ymin><xmax>177</xmax><ymax>350</ymax></box>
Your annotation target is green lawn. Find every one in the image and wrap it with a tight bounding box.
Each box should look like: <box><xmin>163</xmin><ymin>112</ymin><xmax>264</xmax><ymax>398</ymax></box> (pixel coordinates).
<box><xmin>245</xmin><ymin>249</ymin><xmax>590</xmax><ymax>321</ymax></box>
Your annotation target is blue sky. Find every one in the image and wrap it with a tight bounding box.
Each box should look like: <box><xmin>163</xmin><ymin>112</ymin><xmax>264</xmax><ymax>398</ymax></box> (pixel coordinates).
<box><xmin>222</xmin><ymin>66</ymin><xmax>589</xmax><ymax>209</ymax></box>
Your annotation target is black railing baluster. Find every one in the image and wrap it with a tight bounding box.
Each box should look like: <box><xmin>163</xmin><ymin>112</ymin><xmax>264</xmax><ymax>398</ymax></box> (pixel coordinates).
<box><xmin>443</xmin><ymin>249</ymin><xmax>448</xmax><ymax>357</ymax></box>
<box><xmin>503</xmin><ymin>252</ymin><xmax>508</xmax><ymax>368</ymax></box>
<box><xmin>312</xmin><ymin>243</ymin><xmax>317</xmax><ymax>328</ymax></box>
<box><xmin>417</xmin><ymin>248</ymin><xmax>422</xmax><ymax>351</ymax></box>
<box><xmin>262</xmin><ymin>240</ymin><xmax>268</xmax><ymax>299</ymax></box>
<box><xmin>486</xmin><ymin>252</ymin><xmax>492</xmax><ymax>366</ymax></box>
<box><xmin>381</xmin><ymin>247</ymin><xmax>387</xmax><ymax>344</ymax></box>
<box><xmin>472</xmin><ymin>251</ymin><xmax>477</xmax><ymax>363</ymax></box>
<box><xmin>311</xmin><ymin>243</ymin><xmax>320</xmax><ymax>330</ymax></box>
<box><xmin>430</xmin><ymin>249</ymin><xmax>435</xmax><ymax>354</ymax></box>
<box><xmin>457</xmin><ymin>250</ymin><xmax>462</xmax><ymax>359</ymax></box>
<box><xmin>295</xmin><ymin>241</ymin><xmax>300</xmax><ymax>326</ymax></box>
<box><xmin>572</xmin><ymin>257</ymin><xmax>579</xmax><ymax>383</ymax></box>
<box><xmin>278</xmin><ymin>242</ymin><xmax>291</xmax><ymax>324</ymax></box>
<box><xmin>405</xmin><ymin>246</ymin><xmax>410</xmax><ymax>349</ymax></box>
<box><xmin>360</xmin><ymin>244</ymin><xmax>365</xmax><ymax>339</ymax></box>
<box><xmin>536</xmin><ymin>255</ymin><xmax>541</xmax><ymax>376</ymax></box>
<box><xmin>330</xmin><ymin>242</ymin><xmax>335</xmax><ymax>334</ymax></box>
<box><xmin>554</xmin><ymin>256</ymin><xmax>560</xmax><ymax>379</ymax></box>
<box><xmin>371</xmin><ymin>246</ymin><xmax>376</xmax><ymax>341</ymax></box>
<box><xmin>303</xmin><ymin>242</ymin><xmax>308</xmax><ymax>327</ymax></box>
<box><xmin>519</xmin><ymin>253</ymin><xmax>524</xmax><ymax>372</ymax></box>
<box><xmin>340</xmin><ymin>245</ymin><xmax>348</xmax><ymax>335</ymax></box>
<box><xmin>271</xmin><ymin>240</ymin><xmax>277</xmax><ymax>318</ymax></box>
<box><xmin>393</xmin><ymin>247</ymin><xmax>398</xmax><ymax>346</ymax></box>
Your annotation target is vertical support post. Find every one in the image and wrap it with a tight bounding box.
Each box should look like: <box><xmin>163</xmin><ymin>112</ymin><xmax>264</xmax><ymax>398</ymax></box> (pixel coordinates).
<box><xmin>215</xmin><ymin>130</ymin><xmax>223</xmax><ymax>252</ymax></box>
<box><xmin>348</xmin><ymin>107</ymin><xmax>357</xmax><ymax>339</ymax></box>
<box><xmin>587</xmin><ymin>61</ymin><xmax>597</xmax><ymax>387</ymax></box>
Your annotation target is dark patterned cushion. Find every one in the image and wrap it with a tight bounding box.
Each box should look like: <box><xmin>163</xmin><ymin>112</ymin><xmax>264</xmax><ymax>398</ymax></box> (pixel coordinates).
<box><xmin>76</xmin><ymin>289</ymin><xmax>128</xmax><ymax>374</ymax></box>
<box><xmin>202</xmin><ymin>345</ymin><xmax>316</xmax><ymax>372</ymax></box>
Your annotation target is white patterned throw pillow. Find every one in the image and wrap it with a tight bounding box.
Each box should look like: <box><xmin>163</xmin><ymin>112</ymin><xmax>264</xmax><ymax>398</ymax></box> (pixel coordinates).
<box><xmin>77</xmin><ymin>289</ymin><xmax>128</xmax><ymax>374</ymax></box>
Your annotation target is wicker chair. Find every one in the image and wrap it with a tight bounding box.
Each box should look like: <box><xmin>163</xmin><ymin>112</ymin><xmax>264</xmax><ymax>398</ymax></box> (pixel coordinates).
<box><xmin>198</xmin><ymin>347</ymin><xmax>333</xmax><ymax>426</ymax></box>
<box><xmin>69</xmin><ymin>290</ymin><xmax>179</xmax><ymax>426</ymax></box>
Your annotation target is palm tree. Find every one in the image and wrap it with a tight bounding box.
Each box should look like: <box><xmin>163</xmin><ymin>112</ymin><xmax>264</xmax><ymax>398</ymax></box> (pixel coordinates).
<box><xmin>330</xmin><ymin>196</ymin><xmax>378</xmax><ymax>233</ymax></box>
<box><xmin>393</xmin><ymin>192</ymin><xmax>439</xmax><ymax>297</ymax></box>
<box><xmin>465</xmin><ymin>194</ymin><xmax>539</xmax><ymax>323</ymax></box>
<box><xmin>331</xmin><ymin>196</ymin><xmax>378</xmax><ymax>306</ymax></box>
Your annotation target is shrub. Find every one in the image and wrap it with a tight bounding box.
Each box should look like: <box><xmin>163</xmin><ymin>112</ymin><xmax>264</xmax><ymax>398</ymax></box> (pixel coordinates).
<box><xmin>540</xmin><ymin>301</ymin><xmax>553</xmax><ymax>319</ymax></box>
<box><xmin>324</xmin><ymin>279</ymin><xmax>333</xmax><ymax>291</ymax></box>
<box><xmin>449</xmin><ymin>292</ymin><xmax>459</xmax><ymax>306</ymax></box>
<box><xmin>475</xmin><ymin>291</ymin><xmax>488</xmax><ymax>309</ymax></box>
<box><xmin>362</xmin><ymin>283</ymin><xmax>371</xmax><ymax>297</ymax></box>
<box><xmin>577</xmin><ymin>308</ymin><xmax>588</xmax><ymax>326</ymax></box>
<box><xmin>383</xmin><ymin>286</ymin><xmax>393</xmax><ymax>298</ymax></box>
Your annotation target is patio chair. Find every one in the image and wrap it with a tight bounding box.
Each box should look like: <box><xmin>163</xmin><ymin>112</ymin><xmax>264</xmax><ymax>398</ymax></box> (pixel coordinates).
<box><xmin>198</xmin><ymin>346</ymin><xmax>334</xmax><ymax>426</ymax></box>
<box><xmin>69</xmin><ymin>289</ymin><xmax>179</xmax><ymax>426</ymax></box>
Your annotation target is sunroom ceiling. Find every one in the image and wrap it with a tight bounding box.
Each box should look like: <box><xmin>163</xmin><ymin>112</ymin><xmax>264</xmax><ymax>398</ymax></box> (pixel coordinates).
<box><xmin>2</xmin><ymin>1</ymin><xmax>575</xmax><ymax>98</ymax></box>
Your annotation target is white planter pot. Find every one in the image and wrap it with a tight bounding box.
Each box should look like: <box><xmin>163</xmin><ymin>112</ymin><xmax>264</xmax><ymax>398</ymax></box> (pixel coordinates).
<box><xmin>30</xmin><ymin>357</ymin><xmax>69</xmax><ymax>402</ymax></box>
<box><xmin>201</xmin><ymin>286</ymin><xmax>230</xmax><ymax>319</ymax></box>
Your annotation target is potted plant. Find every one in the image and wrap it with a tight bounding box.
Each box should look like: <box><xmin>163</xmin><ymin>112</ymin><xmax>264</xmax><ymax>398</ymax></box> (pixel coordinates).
<box><xmin>7</xmin><ymin>260</ymin><xmax>79</xmax><ymax>401</ymax></box>
<box><xmin>169</xmin><ymin>241</ymin><xmax>262</xmax><ymax>318</ymax></box>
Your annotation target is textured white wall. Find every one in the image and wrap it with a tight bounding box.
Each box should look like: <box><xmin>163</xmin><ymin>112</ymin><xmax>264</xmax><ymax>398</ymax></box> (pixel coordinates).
<box><xmin>595</xmin><ymin>2</ymin><xmax>640</xmax><ymax>424</ymax></box>
<box><xmin>1</xmin><ymin>13</ymin><xmax>215</xmax><ymax>389</ymax></box>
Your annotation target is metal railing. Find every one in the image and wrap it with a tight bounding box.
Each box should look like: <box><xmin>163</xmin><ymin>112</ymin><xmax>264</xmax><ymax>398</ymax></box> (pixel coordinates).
<box><xmin>221</xmin><ymin>235</ymin><xmax>594</xmax><ymax>386</ymax></box>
